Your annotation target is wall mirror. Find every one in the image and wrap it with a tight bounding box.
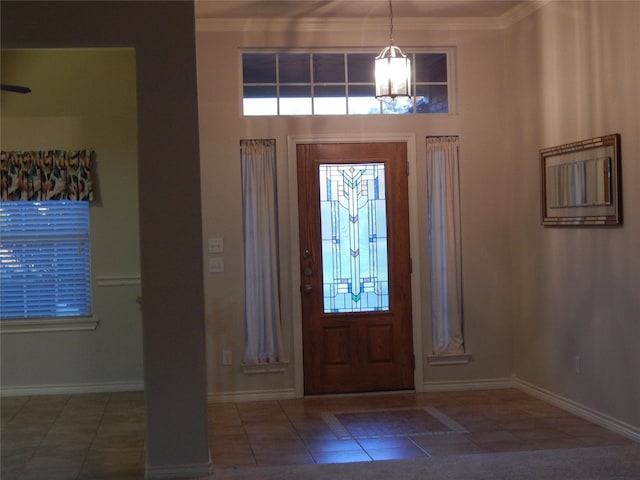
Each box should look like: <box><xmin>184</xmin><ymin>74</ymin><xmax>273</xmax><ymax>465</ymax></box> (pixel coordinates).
<box><xmin>540</xmin><ymin>134</ymin><xmax>622</xmax><ymax>226</ymax></box>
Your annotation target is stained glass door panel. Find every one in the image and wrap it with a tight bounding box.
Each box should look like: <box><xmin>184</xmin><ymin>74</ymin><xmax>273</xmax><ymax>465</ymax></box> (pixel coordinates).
<box><xmin>319</xmin><ymin>163</ymin><xmax>389</xmax><ymax>313</ymax></box>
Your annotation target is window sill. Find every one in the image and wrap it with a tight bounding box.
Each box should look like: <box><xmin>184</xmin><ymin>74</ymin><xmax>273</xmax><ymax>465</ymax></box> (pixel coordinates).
<box><xmin>1</xmin><ymin>316</ymin><xmax>99</xmax><ymax>334</ymax></box>
<box><xmin>241</xmin><ymin>361</ymin><xmax>289</xmax><ymax>375</ymax></box>
<box><xmin>427</xmin><ymin>352</ymin><xmax>472</xmax><ymax>366</ymax></box>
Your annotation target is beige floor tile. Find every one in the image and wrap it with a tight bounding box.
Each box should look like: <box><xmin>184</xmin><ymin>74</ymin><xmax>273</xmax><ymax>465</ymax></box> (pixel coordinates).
<box><xmin>365</xmin><ymin>445</ymin><xmax>429</xmax><ymax>461</ymax></box>
<box><xmin>2</xmin><ymin>388</ymin><xmax>633</xmax><ymax>478</ymax></box>
<box><xmin>312</xmin><ymin>449</ymin><xmax>372</xmax><ymax>464</ymax></box>
<box><xmin>254</xmin><ymin>451</ymin><xmax>316</xmax><ymax>467</ymax></box>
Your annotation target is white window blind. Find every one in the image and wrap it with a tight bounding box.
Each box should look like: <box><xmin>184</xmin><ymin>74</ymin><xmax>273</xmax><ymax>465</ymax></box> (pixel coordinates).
<box><xmin>0</xmin><ymin>201</ymin><xmax>92</xmax><ymax>320</ymax></box>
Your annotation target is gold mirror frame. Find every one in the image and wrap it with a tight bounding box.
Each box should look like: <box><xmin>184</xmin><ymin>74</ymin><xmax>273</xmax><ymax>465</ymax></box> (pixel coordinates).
<box><xmin>540</xmin><ymin>134</ymin><xmax>622</xmax><ymax>226</ymax></box>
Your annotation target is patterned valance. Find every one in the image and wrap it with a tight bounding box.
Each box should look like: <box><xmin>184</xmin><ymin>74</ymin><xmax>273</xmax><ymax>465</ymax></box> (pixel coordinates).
<box><xmin>1</xmin><ymin>150</ymin><xmax>94</xmax><ymax>201</ymax></box>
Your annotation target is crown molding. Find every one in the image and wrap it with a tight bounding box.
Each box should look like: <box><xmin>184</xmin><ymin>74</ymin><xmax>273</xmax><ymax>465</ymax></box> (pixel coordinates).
<box><xmin>196</xmin><ymin>1</ymin><xmax>551</xmax><ymax>33</ymax></box>
<box><xmin>501</xmin><ymin>0</ymin><xmax>550</xmax><ymax>27</ymax></box>
<box><xmin>198</xmin><ymin>17</ymin><xmax>498</xmax><ymax>32</ymax></box>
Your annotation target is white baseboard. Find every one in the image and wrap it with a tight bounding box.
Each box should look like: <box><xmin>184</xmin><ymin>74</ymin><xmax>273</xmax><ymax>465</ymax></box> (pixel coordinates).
<box><xmin>208</xmin><ymin>388</ymin><xmax>297</xmax><ymax>403</ymax></box>
<box><xmin>423</xmin><ymin>377</ymin><xmax>515</xmax><ymax>392</ymax></box>
<box><xmin>145</xmin><ymin>460</ymin><xmax>211</xmax><ymax>480</ymax></box>
<box><xmin>0</xmin><ymin>380</ymin><xmax>144</xmax><ymax>397</ymax></box>
<box><xmin>514</xmin><ymin>378</ymin><xmax>640</xmax><ymax>442</ymax></box>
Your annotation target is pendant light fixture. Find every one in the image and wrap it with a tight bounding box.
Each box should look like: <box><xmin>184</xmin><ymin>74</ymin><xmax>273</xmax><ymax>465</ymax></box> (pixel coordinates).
<box><xmin>375</xmin><ymin>0</ymin><xmax>411</xmax><ymax>99</ymax></box>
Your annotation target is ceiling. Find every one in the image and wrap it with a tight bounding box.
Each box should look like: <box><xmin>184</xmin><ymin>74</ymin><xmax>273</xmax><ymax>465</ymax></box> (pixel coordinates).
<box><xmin>194</xmin><ymin>1</ymin><xmax>531</xmax><ymax>20</ymax></box>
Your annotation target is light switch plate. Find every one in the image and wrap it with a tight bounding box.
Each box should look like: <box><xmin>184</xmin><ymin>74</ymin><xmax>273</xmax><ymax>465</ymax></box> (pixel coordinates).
<box><xmin>209</xmin><ymin>257</ymin><xmax>224</xmax><ymax>273</ymax></box>
<box><xmin>208</xmin><ymin>237</ymin><xmax>224</xmax><ymax>253</ymax></box>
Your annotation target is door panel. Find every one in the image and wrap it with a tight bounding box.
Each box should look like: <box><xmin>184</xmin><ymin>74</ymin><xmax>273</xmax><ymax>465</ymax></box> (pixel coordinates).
<box><xmin>297</xmin><ymin>142</ymin><xmax>413</xmax><ymax>395</ymax></box>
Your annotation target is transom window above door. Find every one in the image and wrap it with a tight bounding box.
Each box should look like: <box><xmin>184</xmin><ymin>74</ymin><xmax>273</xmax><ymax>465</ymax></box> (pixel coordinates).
<box><xmin>241</xmin><ymin>49</ymin><xmax>454</xmax><ymax>116</ymax></box>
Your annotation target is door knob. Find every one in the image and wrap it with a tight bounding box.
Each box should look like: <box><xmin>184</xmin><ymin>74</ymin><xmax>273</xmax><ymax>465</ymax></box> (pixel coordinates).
<box><xmin>303</xmin><ymin>284</ymin><xmax>313</xmax><ymax>293</ymax></box>
<box><xmin>303</xmin><ymin>267</ymin><xmax>313</xmax><ymax>277</ymax></box>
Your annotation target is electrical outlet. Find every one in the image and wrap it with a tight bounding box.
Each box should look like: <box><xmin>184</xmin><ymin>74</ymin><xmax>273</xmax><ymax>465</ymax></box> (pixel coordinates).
<box><xmin>222</xmin><ymin>349</ymin><xmax>232</xmax><ymax>366</ymax></box>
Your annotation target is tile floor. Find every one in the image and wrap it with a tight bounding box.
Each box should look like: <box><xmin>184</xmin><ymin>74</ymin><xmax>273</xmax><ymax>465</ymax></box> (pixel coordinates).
<box><xmin>1</xmin><ymin>392</ymin><xmax>144</xmax><ymax>480</ymax></box>
<box><xmin>1</xmin><ymin>388</ymin><xmax>634</xmax><ymax>479</ymax></box>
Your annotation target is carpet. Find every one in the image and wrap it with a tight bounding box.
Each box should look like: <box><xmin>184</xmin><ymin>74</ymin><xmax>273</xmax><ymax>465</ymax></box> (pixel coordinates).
<box><xmin>198</xmin><ymin>445</ymin><xmax>640</xmax><ymax>480</ymax></box>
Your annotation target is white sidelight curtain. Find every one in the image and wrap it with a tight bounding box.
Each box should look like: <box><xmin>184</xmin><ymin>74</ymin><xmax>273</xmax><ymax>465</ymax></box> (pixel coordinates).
<box><xmin>426</xmin><ymin>136</ymin><xmax>465</xmax><ymax>355</ymax></box>
<box><xmin>241</xmin><ymin>139</ymin><xmax>283</xmax><ymax>364</ymax></box>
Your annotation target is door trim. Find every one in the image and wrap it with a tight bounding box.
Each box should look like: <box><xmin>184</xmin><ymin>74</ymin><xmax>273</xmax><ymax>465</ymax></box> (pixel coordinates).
<box><xmin>287</xmin><ymin>133</ymin><xmax>423</xmax><ymax>397</ymax></box>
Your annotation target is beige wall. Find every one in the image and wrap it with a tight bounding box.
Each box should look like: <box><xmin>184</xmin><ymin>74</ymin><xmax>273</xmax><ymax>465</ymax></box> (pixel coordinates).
<box><xmin>1</xmin><ymin>48</ymin><xmax>142</xmax><ymax>392</ymax></box>
<box><xmin>2</xmin><ymin>1</ymin><xmax>638</xmax><ymax>475</ymax></box>
<box><xmin>196</xmin><ymin>23</ymin><xmax>515</xmax><ymax>396</ymax></box>
<box><xmin>197</xmin><ymin>1</ymin><xmax>640</xmax><ymax>431</ymax></box>
<box><xmin>507</xmin><ymin>1</ymin><xmax>640</xmax><ymax>428</ymax></box>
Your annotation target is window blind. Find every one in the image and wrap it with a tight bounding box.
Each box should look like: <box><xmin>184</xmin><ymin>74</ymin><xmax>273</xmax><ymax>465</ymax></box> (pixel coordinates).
<box><xmin>0</xmin><ymin>201</ymin><xmax>92</xmax><ymax>320</ymax></box>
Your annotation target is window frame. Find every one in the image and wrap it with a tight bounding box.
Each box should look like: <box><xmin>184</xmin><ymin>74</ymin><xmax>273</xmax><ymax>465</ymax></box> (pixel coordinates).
<box><xmin>240</xmin><ymin>47</ymin><xmax>456</xmax><ymax>117</ymax></box>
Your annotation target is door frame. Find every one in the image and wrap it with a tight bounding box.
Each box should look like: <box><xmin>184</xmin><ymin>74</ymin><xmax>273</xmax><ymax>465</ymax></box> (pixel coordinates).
<box><xmin>287</xmin><ymin>133</ymin><xmax>423</xmax><ymax>397</ymax></box>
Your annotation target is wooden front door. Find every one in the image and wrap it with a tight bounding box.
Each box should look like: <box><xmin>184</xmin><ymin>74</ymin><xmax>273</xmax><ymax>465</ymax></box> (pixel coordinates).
<box><xmin>297</xmin><ymin>142</ymin><xmax>414</xmax><ymax>395</ymax></box>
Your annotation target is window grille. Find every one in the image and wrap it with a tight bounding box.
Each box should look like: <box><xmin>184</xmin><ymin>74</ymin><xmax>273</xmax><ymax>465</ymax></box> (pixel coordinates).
<box><xmin>242</xmin><ymin>50</ymin><xmax>452</xmax><ymax>116</ymax></box>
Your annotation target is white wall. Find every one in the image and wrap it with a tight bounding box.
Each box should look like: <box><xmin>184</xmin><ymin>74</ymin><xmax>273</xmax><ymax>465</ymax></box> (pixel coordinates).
<box><xmin>196</xmin><ymin>20</ymin><xmax>515</xmax><ymax>397</ymax></box>
<box><xmin>1</xmin><ymin>48</ymin><xmax>143</xmax><ymax>394</ymax></box>
<box><xmin>507</xmin><ymin>1</ymin><xmax>640</xmax><ymax>428</ymax></box>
